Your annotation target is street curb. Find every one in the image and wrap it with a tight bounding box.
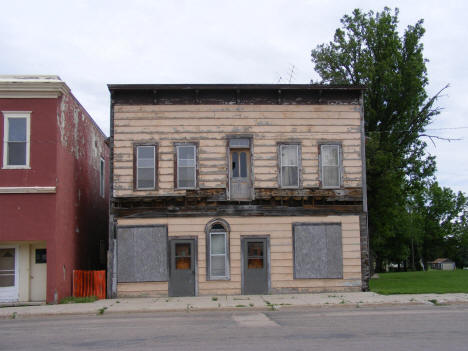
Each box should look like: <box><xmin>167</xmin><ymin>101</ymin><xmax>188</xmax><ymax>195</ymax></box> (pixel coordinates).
<box><xmin>2</xmin><ymin>299</ymin><xmax>468</xmax><ymax>320</ymax></box>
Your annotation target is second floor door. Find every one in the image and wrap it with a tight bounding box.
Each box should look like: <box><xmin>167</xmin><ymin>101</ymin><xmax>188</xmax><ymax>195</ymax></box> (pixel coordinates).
<box><xmin>230</xmin><ymin>149</ymin><xmax>251</xmax><ymax>200</ymax></box>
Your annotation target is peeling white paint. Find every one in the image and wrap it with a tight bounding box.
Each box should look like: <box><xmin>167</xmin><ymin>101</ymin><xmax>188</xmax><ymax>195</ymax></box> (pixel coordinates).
<box><xmin>57</xmin><ymin>95</ymin><xmax>68</xmax><ymax>147</ymax></box>
<box><xmin>73</xmin><ymin>108</ymin><xmax>79</xmax><ymax>159</ymax></box>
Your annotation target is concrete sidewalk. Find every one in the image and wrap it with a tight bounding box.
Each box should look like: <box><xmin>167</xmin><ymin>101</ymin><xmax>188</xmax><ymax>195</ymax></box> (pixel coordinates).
<box><xmin>1</xmin><ymin>292</ymin><xmax>468</xmax><ymax>319</ymax></box>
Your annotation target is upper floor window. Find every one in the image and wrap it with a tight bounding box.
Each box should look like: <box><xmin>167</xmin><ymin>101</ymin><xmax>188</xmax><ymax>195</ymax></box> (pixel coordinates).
<box><xmin>320</xmin><ymin>144</ymin><xmax>342</xmax><ymax>188</ymax></box>
<box><xmin>176</xmin><ymin>144</ymin><xmax>196</xmax><ymax>189</ymax></box>
<box><xmin>2</xmin><ymin>111</ymin><xmax>31</xmax><ymax>169</ymax></box>
<box><xmin>135</xmin><ymin>144</ymin><xmax>157</xmax><ymax>190</ymax></box>
<box><xmin>279</xmin><ymin>144</ymin><xmax>300</xmax><ymax>188</ymax></box>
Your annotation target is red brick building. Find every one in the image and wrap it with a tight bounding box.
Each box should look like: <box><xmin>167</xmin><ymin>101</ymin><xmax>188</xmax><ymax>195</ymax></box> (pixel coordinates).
<box><xmin>0</xmin><ymin>76</ymin><xmax>109</xmax><ymax>303</ymax></box>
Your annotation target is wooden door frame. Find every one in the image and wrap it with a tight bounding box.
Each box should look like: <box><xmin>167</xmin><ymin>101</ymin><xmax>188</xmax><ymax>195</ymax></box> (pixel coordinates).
<box><xmin>240</xmin><ymin>235</ymin><xmax>270</xmax><ymax>295</ymax></box>
<box><xmin>168</xmin><ymin>236</ymin><xmax>198</xmax><ymax>296</ymax></box>
<box><xmin>226</xmin><ymin>135</ymin><xmax>254</xmax><ymax>201</ymax></box>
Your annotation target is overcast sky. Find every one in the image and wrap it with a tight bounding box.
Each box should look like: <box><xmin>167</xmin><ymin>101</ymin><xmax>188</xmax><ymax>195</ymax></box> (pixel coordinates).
<box><xmin>1</xmin><ymin>0</ymin><xmax>466</xmax><ymax>194</ymax></box>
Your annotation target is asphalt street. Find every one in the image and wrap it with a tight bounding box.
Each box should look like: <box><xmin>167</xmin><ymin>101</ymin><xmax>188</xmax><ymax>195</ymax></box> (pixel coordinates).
<box><xmin>1</xmin><ymin>304</ymin><xmax>467</xmax><ymax>351</ymax></box>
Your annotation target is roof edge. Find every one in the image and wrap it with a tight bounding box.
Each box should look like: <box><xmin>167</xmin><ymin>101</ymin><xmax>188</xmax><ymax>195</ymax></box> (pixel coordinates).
<box><xmin>0</xmin><ymin>75</ymin><xmax>70</xmax><ymax>96</ymax></box>
<box><xmin>107</xmin><ymin>83</ymin><xmax>365</xmax><ymax>91</ymax></box>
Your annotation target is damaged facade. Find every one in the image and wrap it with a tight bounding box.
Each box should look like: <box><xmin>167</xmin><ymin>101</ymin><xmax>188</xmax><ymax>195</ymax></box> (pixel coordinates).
<box><xmin>0</xmin><ymin>76</ymin><xmax>109</xmax><ymax>303</ymax></box>
<box><xmin>108</xmin><ymin>84</ymin><xmax>369</xmax><ymax>298</ymax></box>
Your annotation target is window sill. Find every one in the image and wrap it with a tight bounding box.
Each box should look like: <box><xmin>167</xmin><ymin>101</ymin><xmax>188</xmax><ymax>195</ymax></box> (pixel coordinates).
<box><xmin>207</xmin><ymin>276</ymin><xmax>230</xmax><ymax>281</ymax></box>
<box><xmin>2</xmin><ymin>166</ymin><xmax>31</xmax><ymax>170</ymax></box>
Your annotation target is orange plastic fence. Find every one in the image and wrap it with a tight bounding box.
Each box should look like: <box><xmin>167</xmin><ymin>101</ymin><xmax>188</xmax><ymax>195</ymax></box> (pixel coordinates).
<box><xmin>73</xmin><ymin>270</ymin><xmax>106</xmax><ymax>300</ymax></box>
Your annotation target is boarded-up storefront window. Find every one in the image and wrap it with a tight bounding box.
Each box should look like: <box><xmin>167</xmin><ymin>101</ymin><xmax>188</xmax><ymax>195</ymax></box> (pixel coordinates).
<box><xmin>117</xmin><ymin>225</ymin><xmax>168</xmax><ymax>282</ymax></box>
<box><xmin>293</xmin><ymin>223</ymin><xmax>343</xmax><ymax>279</ymax></box>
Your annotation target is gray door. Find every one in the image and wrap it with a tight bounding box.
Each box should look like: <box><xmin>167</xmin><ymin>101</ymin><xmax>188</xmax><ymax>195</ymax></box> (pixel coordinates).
<box><xmin>230</xmin><ymin>149</ymin><xmax>251</xmax><ymax>200</ymax></box>
<box><xmin>169</xmin><ymin>239</ymin><xmax>196</xmax><ymax>297</ymax></box>
<box><xmin>242</xmin><ymin>238</ymin><xmax>268</xmax><ymax>295</ymax></box>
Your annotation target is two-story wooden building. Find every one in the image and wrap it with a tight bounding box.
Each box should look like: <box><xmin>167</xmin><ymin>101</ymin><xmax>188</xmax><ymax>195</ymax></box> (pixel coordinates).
<box><xmin>107</xmin><ymin>84</ymin><xmax>368</xmax><ymax>298</ymax></box>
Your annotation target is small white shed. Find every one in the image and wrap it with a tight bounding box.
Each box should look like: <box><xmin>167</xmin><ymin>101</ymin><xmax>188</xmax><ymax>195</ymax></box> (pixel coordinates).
<box><xmin>430</xmin><ymin>258</ymin><xmax>456</xmax><ymax>271</ymax></box>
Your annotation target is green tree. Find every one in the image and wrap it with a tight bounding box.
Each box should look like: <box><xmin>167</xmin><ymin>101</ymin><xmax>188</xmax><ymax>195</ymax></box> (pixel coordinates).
<box><xmin>311</xmin><ymin>8</ymin><xmax>446</xmax><ymax>271</ymax></box>
<box><xmin>413</xmin><ymin>183</ymin><xmax>467</xmax><ymax>267</ymax></box>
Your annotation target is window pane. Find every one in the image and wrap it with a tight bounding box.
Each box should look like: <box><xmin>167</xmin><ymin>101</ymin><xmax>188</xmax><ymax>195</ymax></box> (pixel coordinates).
<box><xmin>35</xmin><ymin>249</ymin><xmax>47</xmax><ymax>264</ymax></box>
<box><xmin>176</xmin><ymin>257</ymin><xmax>191</xmax><ymax>270</ymax></box>
<box><xmin>8</xmin><ymin>142</ymin><xmax>27</xmax><ymax>165</ymax></box>
<box><xmin>323</xmin><ymin>166</ymin><xmax>339</xmax><ymax>187</ymax></box>
<box><xmin>137</xmin><ymin>158</ymin><xmax>154</xmax><ymax>168</ymax></box>
<box><xmin>322</xmin><ymin>145</ymin><xmax>339</xmax><ymax>166</ymax></box>
<box><xmin>211</xmin><ymin>233</ymin><xmax>225</xmax><ymax>255</ymax></box>
<box><xmin>240</xmin><ymin>152</ymin><xmax>247</xmax><ymax>177</ymax></box>
<box><xmin>211</xmin><ymin>256</ymin><xmax>226</xmax><ymax>276</ymax></box>
<box><xmin>179</xmin><ymin>159</ymin><xmax>195</xmax><ymax>167</ymax></box>
<box><xmin>232</xmin><ymin>152</ymin><xmax>239</xmax><ymax>177</ymax></box>
<box><xmin>247</xmin><ymin>242</ymin><xmax>263</xmax><ymax>257</ymax></box>
<box><xmin>281</xmin><ymin>145</ymin><xmax>298</xmax><ymax>166</ymax></box>
<box><xmin>8</xmin><ymin>118</ymin><xmax>27</xmax><ymax>142</ymax></box>
<box><xmin>138</xmin><ymin>146</ymin><xmax>154</xmax><ymax>159</ymax></box>
<box><xmin>282</xmin><ymin>166</ymin><xmax>298</xmax><ymax>187</ymax></box>
<box><xmin>0</xmin><ymin>249</ymin><xmax>15</xmax><ymax>287</ymax></box>
<box><xmin>137</xmin><ymin>168</ymin><xmax>154</xmax><ymax>188</ymax></box>
<box><xmin>229</xmin><ymin>138</ymin><xmax>249</xmax><ymax>148</ymax></box>
<box><xmin>0</xmin><ymin>249</ymin><xmax>15</xmax><ymax>269</ymax></box>
<box><xmin>137</xmin><ymin>146</ymin><xmax>155</xmax><ymax>189</ymax></box>
<box><xmin>248</xmin><ymin>258</ymin><xmax>263</xmax><ymax>269</ymax></box>
<box><xmin>175</xmin><ymin>243</ymin><xmax>190</xmax><ymax>257</ymax></box>
<box><xmin>178</xmin><ymin>146</ymin><xmax>195</xmax><ymax>160</ymax></box>
<box><xmin>211</xmin><ymin>223</ymin><xmax>225</xmax><ymax>231</ymax></box>
<box><xmin>178</xmin><ymin>166</ymin><xmax>195</xmax><ymax>188</ymax></box>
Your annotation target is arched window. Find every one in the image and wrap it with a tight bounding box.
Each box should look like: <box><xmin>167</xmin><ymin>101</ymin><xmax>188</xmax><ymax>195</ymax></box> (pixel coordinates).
<box><xmin>205</xmin><ymin>219</ymin><xmax>230</xmax><ymax>280</ymax></box>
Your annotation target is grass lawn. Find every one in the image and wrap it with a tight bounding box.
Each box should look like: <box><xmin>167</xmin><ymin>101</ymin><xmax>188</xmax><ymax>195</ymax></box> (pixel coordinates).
<box><xmin>369</xmin><ymin>270</ymin><xmax>468</xmax><ymax>295</ymax></box>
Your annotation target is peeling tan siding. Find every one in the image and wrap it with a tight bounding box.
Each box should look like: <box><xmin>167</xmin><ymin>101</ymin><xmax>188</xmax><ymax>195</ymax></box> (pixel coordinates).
<box><xmin>116</xmin><ymin>215</ymin><xmax>361</xmax><ymax>297</ymax></box>
<box><xmin>113</xmin><ymin>105</ymin><xmax>362</xmax><ymax>197</ymax></box>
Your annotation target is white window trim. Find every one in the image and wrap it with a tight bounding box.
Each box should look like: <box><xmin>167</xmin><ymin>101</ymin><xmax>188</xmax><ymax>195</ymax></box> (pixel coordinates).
<box><xmin>99</xmin><ymin>157</ymin><xmax>105</xmax><ymax>198</ymax></box>
<box><xmin>279</xmin><ymin>144</ymin><xmax>300</xmax><ymax>189</ymax></box>
<box><xmin>209</xmin><ymin>231</ymin><xmax>228</xmax><ymax>280</ymax></box>
<box><xmin>2</xmin><ymin>111</ymin><xmax>31</xmax><ymax>169</ymax></box>
<box><xmin>176</xmin><ymin>144</ymin><xmax>197</xmax><ymax>189</ymax></box>
<box><xmin>320</xmin><ymin>144</ymin><xmax>342</xmax><ymax>189</ymax></box>
<box><xmin>136</xmin><ymin>145</ymin><xmax>156</xmax><ymax>190</ymax></box>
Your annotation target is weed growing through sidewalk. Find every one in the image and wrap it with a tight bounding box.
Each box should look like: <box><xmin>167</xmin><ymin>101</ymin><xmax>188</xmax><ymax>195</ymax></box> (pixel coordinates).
<box><xmin>235</xmin><ymin>305</ymin><xmax>247</xmax><ymax>308</ymax></box>
<box><xmin>264</xmin><ymin>301</ymin><xmax>278</xmax><ymax>311</ymax></box>
<box><xmin>249</xmin><ymin>303</ymin><xmax>254</xmax><ymax>307</ymax></box>
<box><xmin>233</xmin><ymin>297</ymin><xmax>250</xmax><ymax>300</ymax></box>
<box><xmin>339</xmin><ymin>300</ymin><xmax>345</xmax><ymax>304</ymax></box>
<box><xmin>59</xmin><ymin>296</ymin><xmax>98</xmax><ymax>304</ymax></box>
<box><xmin>428</xmin><ymin>299</ymin><xmax>446</xmax><ymax>306</ymax></box>
<box><xmin>185</xmin><ymin>304</ymin><xmax>193</xmax><ymax>312</ymax></box>
<box><xmin>10</xmin><ymin>312</ymin><xmax>17</xmax><ymax>319</ymax></box>
<box><xmin>97</xmin><ymin>307</ymin><xmax>107</xmax><ymax>315</ymax></box>
<box><xmin>212</xmin><ymin>297</ymin><xmax>218</xmax><ymax>301</ymax></box>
